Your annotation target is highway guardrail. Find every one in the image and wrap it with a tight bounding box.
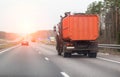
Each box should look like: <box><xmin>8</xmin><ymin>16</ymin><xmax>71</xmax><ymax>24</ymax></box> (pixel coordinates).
<box><xmin>98</xmin><ymin>44</ymin><xmax>120</xmax><ymax>49</ymax></box>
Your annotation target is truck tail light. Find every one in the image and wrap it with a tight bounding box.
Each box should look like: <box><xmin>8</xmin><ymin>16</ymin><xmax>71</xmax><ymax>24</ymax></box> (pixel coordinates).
<box><xmin>66</xmin><ymin>43</ymin><xmax>73</xmax><ymax>46</ymax></box>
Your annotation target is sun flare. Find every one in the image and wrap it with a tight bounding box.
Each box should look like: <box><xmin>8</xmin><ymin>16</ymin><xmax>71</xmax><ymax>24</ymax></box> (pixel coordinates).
<box><xmin>20</xmin><ymin>23</ymin><xmax>35</xmax><ymax>34</ymax></box>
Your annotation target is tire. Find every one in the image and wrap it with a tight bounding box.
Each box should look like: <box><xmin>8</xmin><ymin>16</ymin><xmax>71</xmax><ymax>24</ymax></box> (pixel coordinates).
<box><xmin>88</xmin><ymin>53</ymin><xmax>97</xmax><ymax>58</ymax></box>
<box><xmin>58</xmin><ymin>52</ymin><xmax>61</xmax><ymax>55</ymax></box>
<box><xmin>63</xmin><ymin>52</ymin><xmax>72</xmax><ymax>58</ymax></box>
<box><xmin>57</xmin><ymin>48</ymin><xmax>62</xmax><ymax>56</ymax></box>
<box><xmin>63</xmin><ymin>46</ymin><xmax>68</xmax><ymax>57</ymax></box>
<box><xmin>63</xmin><ymin>45</ymin><xmax>71</xmax><ymax>58</ymax></box>
<box><xmin>83</xmin><ymin>53</ymin><xmax>87</xmax><ymax>56</ymax></box>
<box><xmin>63</xmin><ymin>52</ymin><xmax>68</xmax><ymax>57</ymax></box>
<box><xmin>68</xmin><ymin>53</ymin><xmax>71</xmax><ymax>57</ymax></box>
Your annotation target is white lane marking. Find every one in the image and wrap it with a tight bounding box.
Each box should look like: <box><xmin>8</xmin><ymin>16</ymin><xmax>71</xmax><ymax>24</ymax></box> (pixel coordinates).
<box><xmin>45</xmin><ymin>57</ymin><xmax>49</xmax><ymax>61</ymax></box>
<box><xmin>97</xmin><ymin>57</ymin><xmax>120</xmax><ymax>64</ymax></box>
<box><xmin>61</xmin><ymin>72</ymin><xmax>70</xmax><ymax>77</ymax></box>
<box><xmin>0</xmin><ymin>45</ymin><xmax>19</xmax><ymax>54</ymax></box>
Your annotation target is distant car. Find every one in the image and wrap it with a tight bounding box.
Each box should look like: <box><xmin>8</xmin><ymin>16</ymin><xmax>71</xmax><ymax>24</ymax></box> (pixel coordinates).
<box><xmin>31</xmin><ymin>39</ymin><xmax>36</xmax><ymax>42</ymax></box>
<box><xmin>21</xmin><ymin>41</ymin><xmax>29</xmax><ymax>46</ymax></box>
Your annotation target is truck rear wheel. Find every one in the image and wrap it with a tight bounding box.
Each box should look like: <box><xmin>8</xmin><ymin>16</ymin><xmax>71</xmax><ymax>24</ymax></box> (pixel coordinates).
<box><xmin>63</xmin><ymin>45</ymin><xmax>71</xmax><ymax>57</ymax></box>
<box><xmin>58</xmin><ymin>52</ymin><xmax>62</xmax><ymax>55</ymax></box>
<box><xmin>83</xmin><ymin>53</ymin><xmax>87</xmax><ymax>56</ymax></box>
<box><xmin>63</xmin><ymin>52</ymin><xmax>71</xmax><ymax>57</ymax></box>
<box><xmin>63</xmin><ymin>52</ymin><xmax>68</xmax><ymax>57</ymax></box>
<box><xmin>88</xmin><ymin>52</ymin><xmax>97</xmax><ymax>58</ymax></box>
<box><xmin>57</xmin><ymin>48</ymin><xmax>62</xmax><ymax>56</ymax></box>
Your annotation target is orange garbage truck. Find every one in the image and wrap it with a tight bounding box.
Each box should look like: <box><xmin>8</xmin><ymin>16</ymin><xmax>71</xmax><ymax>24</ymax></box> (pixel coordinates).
<box><xmin>54</xmin><ymin>12</ymin><xmax>99</xmax><ymax>58</ymax></box>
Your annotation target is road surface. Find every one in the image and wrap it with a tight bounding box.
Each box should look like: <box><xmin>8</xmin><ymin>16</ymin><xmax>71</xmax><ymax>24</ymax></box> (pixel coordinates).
<box><xmin>0</xmin><ymin>43</ymin><xmax>119</xmax><ymax>77</ymax></box>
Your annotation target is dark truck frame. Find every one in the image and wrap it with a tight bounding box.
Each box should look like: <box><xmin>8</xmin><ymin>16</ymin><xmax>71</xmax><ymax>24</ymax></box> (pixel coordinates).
<box><xmin>54</xmin><ymin>27</ymin><xmax>98</xmax><ymax>58</ymax></box>
<box><xmin>54</xmin><ymin>13</ymin><xmax>98</xmax><ymax>58</ymax></box>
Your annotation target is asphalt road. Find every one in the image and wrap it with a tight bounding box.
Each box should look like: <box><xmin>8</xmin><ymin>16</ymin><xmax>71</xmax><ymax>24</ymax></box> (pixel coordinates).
<box><xmin>0</xmin><ymin>43</ymin><xmax>120</xmax><ymax>77</ymax></box>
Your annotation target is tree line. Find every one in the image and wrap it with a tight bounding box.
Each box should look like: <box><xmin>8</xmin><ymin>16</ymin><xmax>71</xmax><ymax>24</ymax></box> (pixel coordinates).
<box><xmin>86</xmin><ymin>0</ymin><xmax>120</xmax><ymax>44</ymax></box>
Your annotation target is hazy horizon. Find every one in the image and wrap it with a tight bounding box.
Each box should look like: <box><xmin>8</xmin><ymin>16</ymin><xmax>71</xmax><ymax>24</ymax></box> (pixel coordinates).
<box><xmin>0</xmin><ymin>29</ymin><xmax>53</xmax><ymax>34</ymax></box>
<box><xmin>0</xmin><ymin>0</ymin><xmax>103</xmax><ymax>34</ymax></box>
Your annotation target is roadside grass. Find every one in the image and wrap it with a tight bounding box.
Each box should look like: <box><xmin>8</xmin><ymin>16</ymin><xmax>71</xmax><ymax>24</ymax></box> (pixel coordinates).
<box><xmin>0</xmin><ymin>42</ymin><xmax>19</xmax><ymax>50</ymax></box>
<box><xmin>0</xmin><ymin>39</ymin><xmax>7</xmax><ymax>44</ymax></box>
<box><xmin>99</xmin><ymin>48</ymin><xmax>120</xmax><ymax>56</ymax></box>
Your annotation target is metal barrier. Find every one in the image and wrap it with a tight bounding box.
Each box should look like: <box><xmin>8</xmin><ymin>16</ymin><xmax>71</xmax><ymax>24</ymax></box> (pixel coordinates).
<box><xmin>98</xmin><ymin>44</ymin><xmax>120</xmax><ymax>49</ymax></box>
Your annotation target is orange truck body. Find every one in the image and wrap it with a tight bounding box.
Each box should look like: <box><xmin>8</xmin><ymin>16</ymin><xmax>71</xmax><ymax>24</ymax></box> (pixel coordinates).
<box><xmin>62</xmin><ymin>14</ymin><xmax>99</xmax><ymax>41</ymax></box>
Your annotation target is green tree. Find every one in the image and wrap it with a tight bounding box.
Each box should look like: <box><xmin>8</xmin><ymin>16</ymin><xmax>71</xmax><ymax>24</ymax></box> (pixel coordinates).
<box><xmin>86</xmin><ymin>1</ymin><xmax>103</xmax><ymax>14</ymax></box>
<box><xmin>86</xmin><ymin>0</ymin><xmax>120</xmax><ymax>44</ymax></box>
<box><xmin>104</xmin><ymin>0</ymin><xmax>120</xmax><ymax>8</ymax></box>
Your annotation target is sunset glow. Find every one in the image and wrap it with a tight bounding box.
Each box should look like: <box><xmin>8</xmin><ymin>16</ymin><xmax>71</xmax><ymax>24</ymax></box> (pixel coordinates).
<box><xmin>0</xmin><ymin>0</ymin><xmax>103</xmax><ymax>33</ymax></box>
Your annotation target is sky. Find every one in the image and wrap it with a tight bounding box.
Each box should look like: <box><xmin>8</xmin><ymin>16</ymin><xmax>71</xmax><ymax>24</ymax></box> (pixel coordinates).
<box><xmin>0</xmin><ymin>0</ymin><xmax>103</xmax><ymax>34</ymax></box>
